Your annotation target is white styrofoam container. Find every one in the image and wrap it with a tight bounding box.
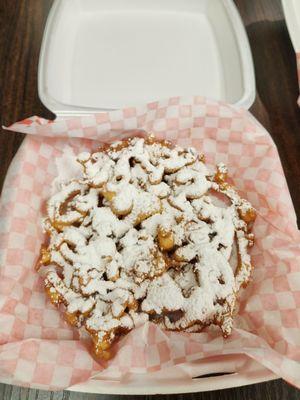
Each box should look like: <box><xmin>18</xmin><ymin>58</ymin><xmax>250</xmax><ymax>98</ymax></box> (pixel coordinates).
<box><xmin>67</xmin><ymin>355</ymin><xmax>276</xmax><ymax>394</ymax></box>
<box><xmin>282</xmin><ymin>0</ymin><xmax>300</xmax><ymax>52</ymax></box>
<box><xmin>38</xmin><ymin>0</ymin><xmax>255</xmax><ymax>117</ymax></box>
<box><xmin>37</xmin><ymin>0</ymin><xmax>272</xmax><ymax>394</ymax></box>
<box><xmin>68</xmin><ymin>360</ymin><xmax>276</xmax><ymax>395</ymax></box>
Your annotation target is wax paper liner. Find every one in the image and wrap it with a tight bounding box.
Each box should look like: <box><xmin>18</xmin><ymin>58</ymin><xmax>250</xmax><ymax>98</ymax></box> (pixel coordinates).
<box><xmin>1</xmin><ymin>96</ymin><xmax>300</xmax><ymax>391</ymax></box>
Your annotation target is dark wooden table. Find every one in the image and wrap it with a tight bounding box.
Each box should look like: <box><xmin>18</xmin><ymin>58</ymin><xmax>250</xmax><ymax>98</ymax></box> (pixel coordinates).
<box><xmin>1</xmin><ymin>0</ymin><xmax>300</xmax><ymax>399</ymax></box>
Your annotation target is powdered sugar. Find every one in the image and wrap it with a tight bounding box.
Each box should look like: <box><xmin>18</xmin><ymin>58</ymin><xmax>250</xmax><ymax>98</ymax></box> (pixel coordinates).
<box><xmin>39</xmin><ymin>136</ymin><xmax>255</xmax><ymax>357</ymax></box>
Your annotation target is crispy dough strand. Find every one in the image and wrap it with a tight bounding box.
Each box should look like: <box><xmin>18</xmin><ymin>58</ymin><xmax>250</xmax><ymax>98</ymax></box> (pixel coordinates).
<box><xmin>39</xmin><ymin>136</ymin><xmax>256</xmax><ymax>359</ymax></box>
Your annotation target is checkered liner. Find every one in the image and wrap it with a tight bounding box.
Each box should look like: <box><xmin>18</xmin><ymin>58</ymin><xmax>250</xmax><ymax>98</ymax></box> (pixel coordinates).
<box><xmin>1</xmin><ymin>96</ymin><xmax>300</xmax><ymax>390</ymax></box>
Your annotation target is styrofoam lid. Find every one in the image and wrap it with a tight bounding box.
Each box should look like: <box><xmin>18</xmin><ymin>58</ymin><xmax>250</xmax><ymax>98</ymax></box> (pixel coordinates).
<box><xmin>38</xmin><ymin>0</ymin><xmax>255</xmax><ymax>117</ymax></box>
<box><xmin>282</xmin><ymin>0</ymin><xmax>300</xmax><ymax>52</ymax></box>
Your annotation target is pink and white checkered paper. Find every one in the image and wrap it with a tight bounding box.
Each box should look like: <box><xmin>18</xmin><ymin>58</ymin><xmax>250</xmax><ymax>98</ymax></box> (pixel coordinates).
<box><xmin>1</xmin><ymin>96</ymin><xmax>300</xmax><ymax>391</ymax></box>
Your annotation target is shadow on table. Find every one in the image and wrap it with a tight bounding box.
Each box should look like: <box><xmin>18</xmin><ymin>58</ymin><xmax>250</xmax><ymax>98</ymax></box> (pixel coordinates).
<box><xmin>1</xmin><ymin>379</ymin><xmax>300</xmax><ymax>400</ymax></box>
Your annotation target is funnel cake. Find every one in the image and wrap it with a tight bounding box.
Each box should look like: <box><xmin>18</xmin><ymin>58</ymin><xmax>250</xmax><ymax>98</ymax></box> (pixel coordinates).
<box><xmin>37</xmin><ymin>136</ymin><xmax>256</xmax><ymax>359</ymax></box>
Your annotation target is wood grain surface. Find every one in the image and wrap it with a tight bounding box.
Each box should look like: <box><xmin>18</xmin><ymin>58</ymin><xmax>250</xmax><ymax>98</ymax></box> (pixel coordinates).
<box><xmin>0</xmin><ymin>0</ymin><xmax>300</xmax><ymax>398</ymax></box>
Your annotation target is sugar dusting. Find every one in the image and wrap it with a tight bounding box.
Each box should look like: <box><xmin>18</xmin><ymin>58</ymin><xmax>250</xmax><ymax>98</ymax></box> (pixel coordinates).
<box><xmin>41</xmin><ymin>137</ymin><xmax>255</xmax><ymax>353</ymax></box>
